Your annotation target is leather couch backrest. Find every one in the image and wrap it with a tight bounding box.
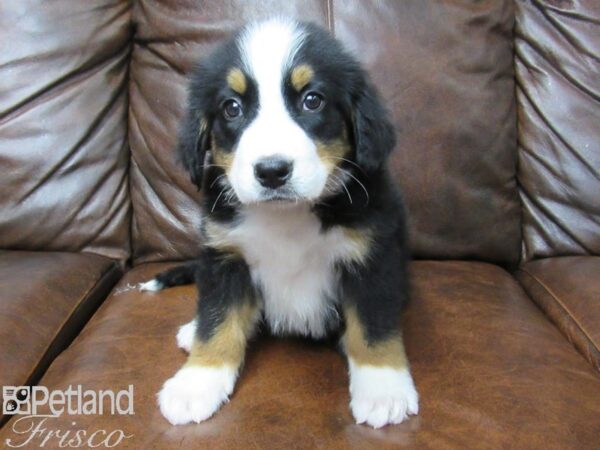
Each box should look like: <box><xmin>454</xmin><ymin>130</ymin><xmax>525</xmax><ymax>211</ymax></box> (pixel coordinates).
<box><xmin>0</xmin><ymin>0</ymin><xmax>132</xmax><ymax>260</ymax></box>
<box><xmin>3</xmin><ymin>1</ymin><xmax>597</xmax><ymax>266</ymax></box>
<box><xmin>515</xmin><ymin>0</ymin><xmax>600</xmax><ymax>261</ymax></box>
<box><xmin>129</xmin><ymin>0</ymin><xmax>521</xmax><ymax>267</ymax></box>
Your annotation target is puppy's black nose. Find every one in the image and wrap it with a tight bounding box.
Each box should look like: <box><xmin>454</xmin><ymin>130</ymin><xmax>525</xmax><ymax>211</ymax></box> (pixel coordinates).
<box><xmin>254</xmin><ymin>157</ymin><xmax>293</xmax><ymax>189</ymax></box>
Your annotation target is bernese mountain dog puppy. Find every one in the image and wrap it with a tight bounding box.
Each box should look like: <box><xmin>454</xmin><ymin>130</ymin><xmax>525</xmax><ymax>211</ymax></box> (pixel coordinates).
<box><xmin>140</xmin><ymin>18</ymin><xmax>418</xmax><ymax>429</ymax></box>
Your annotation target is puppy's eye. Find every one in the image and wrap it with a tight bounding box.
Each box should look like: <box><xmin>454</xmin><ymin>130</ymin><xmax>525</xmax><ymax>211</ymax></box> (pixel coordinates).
<box><xmin>223</xmin><ymin>99</ymin><xmax>242</xmax><ymax>120</ymax></box>
<box><xmin>302</xmin><ymin>92</ymin><xmax>324</xmax><ymax>112</ymax></box>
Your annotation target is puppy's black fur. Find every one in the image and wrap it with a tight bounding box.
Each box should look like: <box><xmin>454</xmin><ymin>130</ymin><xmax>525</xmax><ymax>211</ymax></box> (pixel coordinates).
<box><xmin>154</xmin><ymin>20</ymin><xmax>409</xmax><ymax>346</ymax></box>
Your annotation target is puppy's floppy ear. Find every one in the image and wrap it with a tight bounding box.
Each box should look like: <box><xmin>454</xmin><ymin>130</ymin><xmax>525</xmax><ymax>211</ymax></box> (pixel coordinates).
<box><xmin>177</xmin><ymin>103</ymin><xmax>211</xmax><ymax>191</ymax></box>
<box><xmin>352</xmin><ymin>78</ymin><xmax>396</xmax><ymax>172</ymax></box>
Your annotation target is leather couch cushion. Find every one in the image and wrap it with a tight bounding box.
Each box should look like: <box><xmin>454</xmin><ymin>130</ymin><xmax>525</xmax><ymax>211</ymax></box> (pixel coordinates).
<box><xmin>4</xmin><ymin>261</ymin><xmax>598</xmax><ymax>448</ymax></box>
<box><xmin>0</xmin><ymin>251</ymin><xmax>122</xmax><ymax>411</ymax></box>
<box><xmin>517</xmin><ymin>256</ymin><xmax>600</xmax><ymax>371</ymax></box>
<box><xmin>0</xmin><ymin>0</ymin><xmax>132</xmax><ymax>260</ymax></box>
<box><xmin>516</xmin><ymin>0</ymin><xmax>600</xmax><ymax>260</ymax></box>
<box><xmin>129</xmin><ymin>0</ymin><xmax>520</xmax><ymax>267</ymax></box>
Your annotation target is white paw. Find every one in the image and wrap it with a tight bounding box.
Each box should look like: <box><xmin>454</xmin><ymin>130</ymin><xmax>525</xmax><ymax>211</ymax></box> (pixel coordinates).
<box><xmin>349</xmin><ymin>361</ymin><xmax>419</xmax><ymax>428</ymax></box>
<box><xmin>177</xmin><ymin>319</ymin><xmax>197</xmax><ymax>353</ymax></box>
<box><xmin>158</xmin><ymin>366</ymin><xmax>236</xmax><ymax>425</ymax></box>
<box><xmin>139</xmin><ymin>279</ymin><xmax>164</xmax><ymax>292</ymax></box>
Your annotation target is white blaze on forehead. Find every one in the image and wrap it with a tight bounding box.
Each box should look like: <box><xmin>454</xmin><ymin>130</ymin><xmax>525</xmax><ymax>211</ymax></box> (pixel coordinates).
<box><xmin>239</xmin><ymin>18</ymin><xmax>304</xmax><ymax>102</ymax></box>
<box><xmin>230</xmin><ymin>19</ymin><xmax>328</xmax><ymax>203</ymax></box>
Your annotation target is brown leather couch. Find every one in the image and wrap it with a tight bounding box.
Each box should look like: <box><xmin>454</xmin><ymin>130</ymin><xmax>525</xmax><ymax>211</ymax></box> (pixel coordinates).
<box><xmin>1</xmin><ymin>1</ymin><xmax>598</xmax><ymax>448</ymax></box>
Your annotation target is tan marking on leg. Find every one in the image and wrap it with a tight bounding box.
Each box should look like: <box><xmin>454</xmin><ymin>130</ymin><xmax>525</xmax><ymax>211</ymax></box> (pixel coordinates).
<box><xmin>185</xmin><ymin>302</ymin><xmax>258</xmax><ymax>369</ymax></box>
<box><xmin>290</xmin><ymin>64</ymin><xmax>314</xmax><ymax>92</ymax></box>
<box><xmin>343</xmin><ymin>306</ymin><xmax>408</xmax><ymax>369</ymax></box>
<box><xmin>226</xmin><ymin>68</ymin><xmax>247</xmax><ymax>95</ymax></box>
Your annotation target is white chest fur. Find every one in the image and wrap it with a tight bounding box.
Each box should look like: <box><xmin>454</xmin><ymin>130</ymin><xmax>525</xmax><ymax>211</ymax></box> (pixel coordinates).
<box><xmin>207</xmin><ymin>204</ymin><xmax>367</xmax><ymax>338</ymax></box>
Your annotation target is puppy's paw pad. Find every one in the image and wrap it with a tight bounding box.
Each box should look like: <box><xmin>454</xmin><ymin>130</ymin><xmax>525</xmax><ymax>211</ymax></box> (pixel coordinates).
<box><xmin>138</xmin><ymin>279</ymin><xmax>164</xmax><ymax>292</ymax></box>
<box><xmin>176</xmin><ymin>320</ymin><xmax>197</xmax><ymax>353</ymax></box>
<box><xmin>350</xmin><ymin>364</ymin><xmax>419</xmax><ymax>428</ymax></box>
<box><xmin>158</xmin><ymin>366</ymin><xmax>235</xmax><ymax>425</ymax></box>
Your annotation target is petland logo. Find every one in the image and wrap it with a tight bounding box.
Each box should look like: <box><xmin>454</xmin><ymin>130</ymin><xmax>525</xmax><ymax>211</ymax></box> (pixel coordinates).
<box><xmin>3</xmin><ymin>385</ymin><xmax>134</xmax><ymax>448</ymax></box>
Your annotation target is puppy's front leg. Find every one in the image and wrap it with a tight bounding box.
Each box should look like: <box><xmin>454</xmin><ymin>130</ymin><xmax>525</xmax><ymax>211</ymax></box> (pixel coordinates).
<box><xmin>158</xmin><ymin>252</ymin><xmax>259</xmax><ymax>425</ymax></box>
<box><xmin>340</xmin><ymin>244</ymin><xmax>418</xmax><ymax>428</ymax></box>
<box><xmin>342</xmin><ymin>306</ymin><xmax>418</xmax><ymax>428</ymax></box>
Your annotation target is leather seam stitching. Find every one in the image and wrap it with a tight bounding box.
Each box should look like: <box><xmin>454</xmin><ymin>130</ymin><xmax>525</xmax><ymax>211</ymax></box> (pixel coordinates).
<box><xmin>519</xmin><ymin>268</ymin><xmax>598</xmax><ymax>352</ymax></box>
<box><xmin>23</xmin><ymin>260</ymin><xmax>122</xmax><ymax>386</ymax></box>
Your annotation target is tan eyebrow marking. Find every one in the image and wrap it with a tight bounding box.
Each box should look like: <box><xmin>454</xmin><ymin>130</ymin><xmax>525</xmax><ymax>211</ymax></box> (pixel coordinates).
<box><xmin>290</xmin><ymin>64</ymin><xmax>314</xmax><ymax>92</ymax></box>
<box><xmin>226</xmin><ymin>67</ymin><xmax>247</xmax><ymax>94</ymax></box>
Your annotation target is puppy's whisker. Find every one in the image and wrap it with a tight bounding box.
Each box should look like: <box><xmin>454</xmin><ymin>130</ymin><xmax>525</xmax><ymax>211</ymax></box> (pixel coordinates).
<box><xmin>209</xmin><ymin>174</ymin><xmax>227</xmax><ymax>189</ymax></box>
<box><xmin>335</xmin><ymin>166</ymin><xmax>370</xmax><ymax>205</ymax></box>
<box><xmin>210</xmin><ymin>188</ymin><xmax>227</xmax><ymax>213</ymax></box>
<box><xmin>323</xmin><ymin>155</ymin><xmax>364</xmax><ymax>172</ymax></box>
<box><xmin>203</xmin><ymin>164</ymin><xmax>230</xmax><ymax>170</ymax></box>
<box><xmin>329</xmin><ymin>173</ymin><xmax>353</xmax><ymax>205</ymax></box>
<box><xmin>224</xmin><ymin>188</ymin><xmax>238</xmax><ymax>206</ymax></box>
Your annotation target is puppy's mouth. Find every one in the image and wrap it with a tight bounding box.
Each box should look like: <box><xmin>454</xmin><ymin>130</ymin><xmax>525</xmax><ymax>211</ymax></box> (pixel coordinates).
<box><xmin>259</xmin><ymin>187</ymin><xmax>303</xmax><ymax>203</ymax></box>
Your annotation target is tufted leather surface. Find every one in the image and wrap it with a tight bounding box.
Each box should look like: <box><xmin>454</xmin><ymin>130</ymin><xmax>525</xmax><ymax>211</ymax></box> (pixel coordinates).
<box><xmin>0</xmin><ymin>251</ymin><xmax>122</xmax><ymax>419</ymax></box>
<box><xmin>516</xmin><ymin>0</ymin><xmax>600</xmax><ymax>261</ymax></box>
<box><xmin>3</xmin><ymin>261</ymin><xmax>598</xmax><ymax>448</ymax></box>
<box><xmin>0</xmin><ymin>0</ymin><xmax>132</xmax><ymax>260</ymax></box>
<box><xmin>128</xmin><ymin>0</ymin><xmax>521</xmax><ymax>267</ymax></box>
<box><xmin>517</xmin><ymin>256</ymin><xmax>600</xmax><ymax>372</ymax></box>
